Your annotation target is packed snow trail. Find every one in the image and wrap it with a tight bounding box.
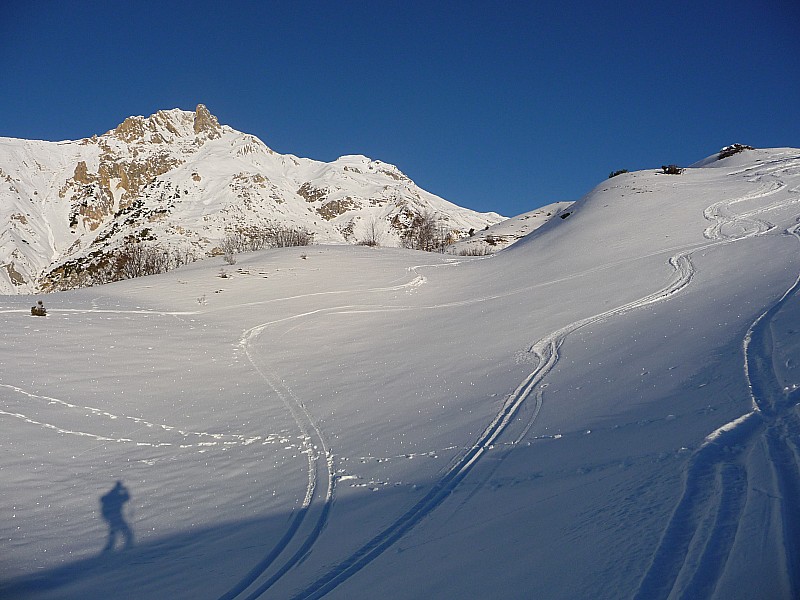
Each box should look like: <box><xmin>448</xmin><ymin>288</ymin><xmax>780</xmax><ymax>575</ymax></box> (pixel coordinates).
<box><xmin>634</xmin><ymin>240</ymin><xmax>800</xmax><ymax>599</ymax></box>
<box><xmin>211</xmin><ymin>248</ymin><xmax>695</xmax><ymax>600</ymax></box>
<box><xmin>283</xmin><ymin>237</ymin><xmax>700</xmax><ymax>598</ymax></box>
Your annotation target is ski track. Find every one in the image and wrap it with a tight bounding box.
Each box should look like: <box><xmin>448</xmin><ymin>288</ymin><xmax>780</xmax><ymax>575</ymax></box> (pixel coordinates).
<box><xmin>215</xmin><ymin>326</ymin><xmax>334</xmax><ymax>600</ymax></box>
<box><xmin>0</xmin><ymin>383</ymin><xmax>294</xmax><ymax>454</ymax></box>
<box><xmin>0</xmin><ymin>257</ymin><xmax>448</xmax><ymax>599</ymax></box>
<box><xmin>724</xmin><ymin>155</ymin><xmax>800</xmax><ymax>177</ymax></box>
<box><xmin>634</xmin><ymin>186</ymin><xmax>800</xmax><ymax>596</ymax></box>
<box><xmin>286</xmin><ymin>166</ymin><xmax>800</xmax><ymax>598</ymax></box>
<box><xmin>215</xmin><ymin>262</ymin><xmax>463</xmax><ymax>597</ymax></box>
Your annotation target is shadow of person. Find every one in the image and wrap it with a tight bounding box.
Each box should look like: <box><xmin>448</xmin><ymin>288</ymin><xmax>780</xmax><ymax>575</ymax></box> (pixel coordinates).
<box><xmin>100</xmin><ymin>480</ymin><xmax>134</xmax><ymax>552</ymax></box>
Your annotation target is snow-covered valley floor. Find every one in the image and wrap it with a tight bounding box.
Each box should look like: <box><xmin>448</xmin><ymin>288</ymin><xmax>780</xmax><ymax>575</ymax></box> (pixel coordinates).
<box><xmin>2</xmin><ymin>148</ymin><xmax>800</xmax><ymax>599</ymax></box>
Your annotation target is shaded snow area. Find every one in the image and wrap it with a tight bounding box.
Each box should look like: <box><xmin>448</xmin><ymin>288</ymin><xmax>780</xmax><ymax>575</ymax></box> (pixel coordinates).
<box><xmin>2</xmin><ymin>147</ymin><xmax>800</xmax><ymax>599</ymax></box>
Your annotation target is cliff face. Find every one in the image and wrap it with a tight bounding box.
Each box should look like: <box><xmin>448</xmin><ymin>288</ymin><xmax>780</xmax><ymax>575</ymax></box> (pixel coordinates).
<box><xmin>0</xmin><ymin>105</ymin><xmax>504</xmax><ymax>293</ymax></box>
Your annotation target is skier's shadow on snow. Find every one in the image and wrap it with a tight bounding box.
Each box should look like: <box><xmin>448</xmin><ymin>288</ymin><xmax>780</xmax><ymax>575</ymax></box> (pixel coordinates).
<box><xmin>100</xmin><ymin>481</ymin><xmax>134</xmax><ymax>552</ymax></box>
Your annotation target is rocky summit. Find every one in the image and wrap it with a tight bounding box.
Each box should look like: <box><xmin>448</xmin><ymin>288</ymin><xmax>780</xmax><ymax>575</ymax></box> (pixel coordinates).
<box><xmin>0</xmin><ymin>105</ymin><xmax>504</xmax><ymax>294</ymax></box>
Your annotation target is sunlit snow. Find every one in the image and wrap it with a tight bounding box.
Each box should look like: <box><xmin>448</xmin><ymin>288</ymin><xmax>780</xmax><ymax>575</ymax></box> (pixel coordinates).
<box><xmin>2</xmin><ymin>147</ymin><xmax>800</xmax><ymax>599</ymax></box>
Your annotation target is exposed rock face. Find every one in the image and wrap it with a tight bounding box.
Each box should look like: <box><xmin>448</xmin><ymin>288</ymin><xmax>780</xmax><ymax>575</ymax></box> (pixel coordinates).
<box><xmin>73</xmin><ymin>161</ymin><xmax>94</xmax><ymax>184</ymax></box>
<box><xmin>318</xmin><ymin>197</ymin><xmax>358</xmax><ymax>221</ymax></box>
<box><xmin>718</xmin><ymin>143</ymin><xmax>754</xmax><ymax>160</ymax></box>
<box><xmin>4</xmin><ymin>262</ymin><xmax>26</xmax><ymax>286</ymax></box>
<box><xmin>0</xmin><ymin>105</ymin><xmax>505</xmax><ymax>294</ymax></box>
<box><xmin>59</xmin><ymin>145</ymin><xmax>183</xmax><ymax>231</ymax></box>
<box><xmin>193</xmin><ymin>104</ymin><xmax>222</xmax><ymax>138</ymax></box>
<box><xmin>297</xmin><ymin>182</ymin><xmax>329</xmax><ymax>203</ymax></box>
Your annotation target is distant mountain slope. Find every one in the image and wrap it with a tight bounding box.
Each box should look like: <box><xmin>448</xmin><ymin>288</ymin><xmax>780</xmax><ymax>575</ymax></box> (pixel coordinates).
<box><xmin>0</xmin><ymin>105</ymin><xmax>504</xmax><ymax>294</ymax></box>
<box><xmin>447</xmin><ymin>201</ymin><xmax>573</xmax><ymax>254</ymax></box>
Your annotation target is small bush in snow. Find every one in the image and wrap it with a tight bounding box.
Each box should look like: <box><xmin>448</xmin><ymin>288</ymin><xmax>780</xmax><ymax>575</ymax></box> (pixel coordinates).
<box><xmin>456</xmin><ymin>246</ymin><xmax>492</xmax><ymax>256</ymax></box>
<box><xmin>661</xmin><ymin>165</ymin><xmax>684</xmax><ymax>175</ymax></box>
<box><xmin>221</xmin><ymin>225</ymin><xmax>315</xmax><ymax>255</ymax></box>
<box><xmin>269</xmin><ymin>226</ymin><xmax>314</xmax><ymax>248</ymax></box>
<box><xmin>113</xmin><ymin>239</ymin><xmax>194</xmax><ymax>280</ymax></box>
<box><xmin>356</xmin><ymin>217</ymin><xmax>383</xmax><ymax>247</ymax></box>
<box><xmin>402</xmin><ymin>211</ymin><xmax>453</xmax><ymax>253</ymax></box>
<box><xmin>220</xmin><ymin>235</ymin><xmax>239</xmax><ymax>264</ymax></box>
<box><xmin>609</xmin><ymin>169</ymin><xmax>628</xmax><ymax>178</ymax></box>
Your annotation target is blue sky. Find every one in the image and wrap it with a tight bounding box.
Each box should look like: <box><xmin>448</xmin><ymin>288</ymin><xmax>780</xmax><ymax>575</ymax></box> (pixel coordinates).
<box><xmin>2</xmin><ymin>1</ymin><xmax>798</xmax><ymax>217</ymax></box>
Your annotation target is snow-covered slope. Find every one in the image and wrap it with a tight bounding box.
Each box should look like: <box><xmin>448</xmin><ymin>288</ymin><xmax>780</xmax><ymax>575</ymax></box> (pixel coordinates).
<box><xmin>447</xmin><ymin>201</ymin><xmax>573</xmax><ymax>254</ymax></box>
<box><xmin>0</xmin><ymin>105</ymin><xmax>503</xmax><ymax>294</ymax></box>
<box><xmin>2</xmin><ymin>146</ymin><xmax>800</xmax><ymax>599</ymax></box>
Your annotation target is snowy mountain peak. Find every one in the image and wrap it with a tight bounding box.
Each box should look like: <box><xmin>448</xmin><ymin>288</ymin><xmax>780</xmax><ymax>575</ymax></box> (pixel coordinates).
<box><xmin>108</xmin><ymin>104</ymin><xmax>224</xmax><ymax>145</ymax></box>
<box><xmin>0</xmin><ymin>106</ymin><xmax>503</xmax><ymax>293</ymax></box>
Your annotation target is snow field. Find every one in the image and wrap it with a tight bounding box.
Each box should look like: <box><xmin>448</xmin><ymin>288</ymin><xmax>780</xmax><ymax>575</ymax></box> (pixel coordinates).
<box><xmin>2</xmin><ymin>148</ymin><xmax>800</xmax><ymax>599</ymax></box>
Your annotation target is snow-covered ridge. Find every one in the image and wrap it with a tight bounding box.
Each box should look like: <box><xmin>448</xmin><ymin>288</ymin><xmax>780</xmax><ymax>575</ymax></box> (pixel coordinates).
<box><xmin>0</xmin><ymin>105</ymin><xmax>504</xmax><ymax>294</ymax></box>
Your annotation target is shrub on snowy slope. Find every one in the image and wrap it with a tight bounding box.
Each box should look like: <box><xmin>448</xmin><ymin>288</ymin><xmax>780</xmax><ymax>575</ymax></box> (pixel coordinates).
<box><xmin>718</xmin><ymin>144</ymin><xmax>754</xmax><ymax>160</ymax></box>
<box><xmin>401</xmin><ymin>211</ymin><xmax>453</xmax><ymax>253</ymax></box>
<box><xmin>220</xmin><ymin>225</ymin><xmax>314</xmax><ymax>256</ymax></box>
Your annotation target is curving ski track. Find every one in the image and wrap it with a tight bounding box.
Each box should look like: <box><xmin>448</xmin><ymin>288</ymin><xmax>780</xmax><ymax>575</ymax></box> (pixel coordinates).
<box><xmin>279</xmin><ymin>176</ymin><xmax>793</xmax><ymax>598</ymax></box>
<box><xmin>215</xmin><ymin>267</ymin><xmax>441</xmax><ymax>599</ymax></box>
<box><xmin>215</xmin><ymin>321</ymin><xmax>336</xmax><ymax>600</ymax></box>
<box><xmin>634</xmin><ymin>172</ymin><xmax>800</xmax><ymax>598</ymax></box>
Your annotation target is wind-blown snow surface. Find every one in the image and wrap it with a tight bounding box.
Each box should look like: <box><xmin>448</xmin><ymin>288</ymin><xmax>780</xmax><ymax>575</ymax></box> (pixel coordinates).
<box><xmin>2</xmin><ymin>147</ymin><xmax>800</xmax><ymax>599</ymax></box>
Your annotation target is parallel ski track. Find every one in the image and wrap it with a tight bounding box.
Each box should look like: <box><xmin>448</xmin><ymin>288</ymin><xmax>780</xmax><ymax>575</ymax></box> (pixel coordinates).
<box><xmin>285</xmin><ymin>170</ymin><xmax>800</xmax><ymax>598</ymax></box>
<box><xmin>286</xmin><ymin>255</ymin><xmax>701</xmax><ymax>600</ymax></box>
<box><xmin>215</xmin><ymin>334</ymin><xmax>334</xmax><ymax>600</ymax></box>
<box><xmin>634</xmin><ymin>168</ymin><xmax>800</xmax><ymax>599</ymax></box>
<box><xmin>215</xmin><ymin>266</ymin><xmax>451</xmax><ymax>599</ymax></box>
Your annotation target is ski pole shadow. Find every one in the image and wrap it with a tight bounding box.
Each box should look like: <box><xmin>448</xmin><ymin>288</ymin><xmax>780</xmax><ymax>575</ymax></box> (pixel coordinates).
<box><xmin>100</xmin><ymin>481</ymin><xmax>134</xmax><ymax>552</ymax></box>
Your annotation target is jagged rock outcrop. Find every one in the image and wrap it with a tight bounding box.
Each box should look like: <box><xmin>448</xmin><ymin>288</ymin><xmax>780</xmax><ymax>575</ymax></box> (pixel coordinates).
<box><xmin>193</xmin><ymin>104</ymin><xmax>222</xmax><ymax>138</ymax></box>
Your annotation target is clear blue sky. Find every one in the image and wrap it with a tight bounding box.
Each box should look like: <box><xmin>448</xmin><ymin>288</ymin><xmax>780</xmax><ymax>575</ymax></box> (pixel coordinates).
<box><xmin>2</xmin><ymin>1</ymin><xmax>798</xmax><ymax>217</ymax></box>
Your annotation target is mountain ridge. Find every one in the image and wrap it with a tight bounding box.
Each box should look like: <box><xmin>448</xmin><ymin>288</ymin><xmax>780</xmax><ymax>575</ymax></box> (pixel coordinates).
<box><xmin>0</xmin><ymin>105</ymin><xmax>505</xmax><ymax>294</ymax></box>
